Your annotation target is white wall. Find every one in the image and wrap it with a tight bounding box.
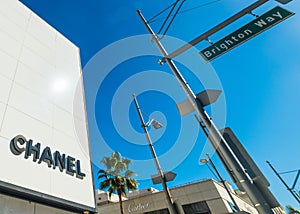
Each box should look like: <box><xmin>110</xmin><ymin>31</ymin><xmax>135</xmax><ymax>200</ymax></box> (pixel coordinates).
<box><xmin>0</xmin><ymin>0</ymin><xmax>95</xmax><ymax>212</ymax></box>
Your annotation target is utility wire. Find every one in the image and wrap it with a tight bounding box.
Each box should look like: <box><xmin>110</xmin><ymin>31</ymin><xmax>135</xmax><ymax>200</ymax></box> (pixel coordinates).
<box><xmin>279</xmin><ymin>169</ymin><xmax>300</xmax><ymax>175</ymax></box>
<box><xmin>148</xmin><ymin>0</ymin><xmax>221</xmax><ymax>23</ymax></box>
<box><xmin>157</xmin><ymin>0</ymin><xmax>181</xmax><ymax>34</ymax></box>
<box><xmin>147</xmin><ymin>0</ymin><xmax>180</xmax><ymax>23</ymax></box>
<box><xmin>180</xmin><ymin>0</ymin><xmax>221</xmax><ymax>14</ymax></box>
<box><xmin>148</xmin><ymin>0</ymin><xmax>221</xmax><ymax>37</ymax></box>
<box><xmin>160</xmin><ymin>0</ymin><xmax>186</xmax><ymax>37</ymax></box>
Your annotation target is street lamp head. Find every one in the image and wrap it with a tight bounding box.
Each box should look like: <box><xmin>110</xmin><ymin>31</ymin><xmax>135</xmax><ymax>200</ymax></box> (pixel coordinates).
<box><xmin>146</xmin><ymin>119</ymin><xmax>163</xmax><ymax>129</ymax></box>
<box><xmin>151</xmin><ymin>120</ymin><xmax>163</xmax><ymax>129</ymax></box>
<box><xmin>200</xmin><ymin>158</ymin><xmax>208</xmax><ymax>164</ymax></box>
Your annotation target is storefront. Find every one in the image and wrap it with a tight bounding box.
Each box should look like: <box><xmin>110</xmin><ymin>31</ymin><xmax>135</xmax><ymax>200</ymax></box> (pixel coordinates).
<box><xmin>0</xmin><ymin>1</ymin><xmax>96</xmax><ymax>213</ymax></box>
<box><xmin>97</xmin><ymin>179</ymin><xmax>259</xmax><ymax>214</ymax></box>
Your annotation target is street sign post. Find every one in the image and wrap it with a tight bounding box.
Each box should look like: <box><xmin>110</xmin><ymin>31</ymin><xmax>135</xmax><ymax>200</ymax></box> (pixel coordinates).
<box><xmin>151</xmin><ymin>171</ymin><xmax>177</xmax><ymax>184</ymax></box>
<box><xmin>199</xmin><ymin>6</ymin><xmax>294</xmax><ymax>62</ymax></box>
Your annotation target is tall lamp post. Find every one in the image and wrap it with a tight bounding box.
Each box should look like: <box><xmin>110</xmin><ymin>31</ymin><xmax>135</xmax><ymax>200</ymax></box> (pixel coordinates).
<box><xmin>136</xmin><ymin>8</ymin><xmax>276</xmax><ymax>214</ymax></box>
<box><xmin>132</xmin><ymin>94</ymin><xmax>179</xmax><ymax>214</ymax></box>
<box><xmin>200</xmin><ymin>154</ymin><xmax>241</xmax><ymax>212</ymax></box>
<box><xmin>137</xmin><ymin>10</ymin><xmax>273</xmax><ymax>214</ymax></box>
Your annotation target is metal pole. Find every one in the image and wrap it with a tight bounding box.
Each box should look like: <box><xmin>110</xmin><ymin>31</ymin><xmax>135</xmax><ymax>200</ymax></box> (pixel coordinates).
<box><xmin>137</xmin><ymin>10</ymin><xmax>273</xmax><ymax>214</ymax></box>
<box><xmin>267</xmin><ymin>161</ymin><xmax>300</xmax><ymax>204</ymax></box>
<box><xmin>206</xmin><ymin>154</ymin><xmax>241</xmax><ymax>211</ymax></box>
<box><xmin>132</xmin><ymin>94</ymin><xmax>179</xmax><ymax>214</ymax></box>
<box><xmin>193</xmin><ymin>115</ymin><xmax>237</xmax><ymax>184</ymax></box>
<box><xmin>196</xmin><ymin>115</ymin><xmax>241</xmax><ymax>211</ymax></box>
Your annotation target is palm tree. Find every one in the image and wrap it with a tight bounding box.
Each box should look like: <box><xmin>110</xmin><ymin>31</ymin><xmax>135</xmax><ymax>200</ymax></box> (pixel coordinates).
<box><xmin>286</xmin><ymin>205</ymin><xmax>300</xmax><ymax>214</ymax></box>
<box><xmin>286</xmin><ymin>191</ymin><xmax>300</xmax><ymax>214</ymax></box>
<box><xmin>98</xmin><ymin>152</ymin><xmax>138</xmax><ymax>214</ymax></box>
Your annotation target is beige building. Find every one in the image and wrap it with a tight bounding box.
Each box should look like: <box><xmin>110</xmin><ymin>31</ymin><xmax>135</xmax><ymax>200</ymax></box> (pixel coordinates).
<box><xmin>97</xmin><ymin>179</ymin><xmax>259</xmax><ymax>214</ymax></box>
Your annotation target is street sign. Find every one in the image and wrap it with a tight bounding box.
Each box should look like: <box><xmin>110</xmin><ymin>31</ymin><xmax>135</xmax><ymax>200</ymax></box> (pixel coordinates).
<box><xmin>199</xmin><ymin>6</ymin><xmax>294</xmax><ymax>62</ymax></box>
<box><xmin>151</xmin><ymin>171</ymin><xmax>177</xmax><ymax>184</ymax></box>
<box><xmin>218</xmin><ymin>127</ymin><xmax>281</xmax><ymax>208</ymax></box>
<box><xmin>177</xmin><ymin>89</ymin><xmax>222</xmax><ymax>116</ymax></box>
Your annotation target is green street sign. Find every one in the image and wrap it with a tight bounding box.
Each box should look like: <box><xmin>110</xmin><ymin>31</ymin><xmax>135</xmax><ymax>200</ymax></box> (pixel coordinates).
<box><xmin>199</xmin><ymin>6</ymin><xmax>294</xmax><ymax>62</ymax></box>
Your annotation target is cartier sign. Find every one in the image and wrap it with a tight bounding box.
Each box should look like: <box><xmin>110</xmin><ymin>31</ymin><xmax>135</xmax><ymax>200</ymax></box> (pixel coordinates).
<box><xmin>10</xmin><ymin>135</ymin><xmax>86</xmax><ymax>179</ymax></box>
<box><xmin>128</xmin><ymin>202</ymin><xmax>150</xmax><ymax>213</ymax></box>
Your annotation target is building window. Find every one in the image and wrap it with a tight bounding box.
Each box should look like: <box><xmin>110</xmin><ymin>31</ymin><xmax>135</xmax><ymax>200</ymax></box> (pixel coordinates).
<box><xmin>144</xmin><ymin>208</ymin><xmax>170</xmax><ymax>214</ymax></box>
<box><xmin>182</xmin><ymin>201</ymin><xmax>211</xmax><ymax>214</ymax></box>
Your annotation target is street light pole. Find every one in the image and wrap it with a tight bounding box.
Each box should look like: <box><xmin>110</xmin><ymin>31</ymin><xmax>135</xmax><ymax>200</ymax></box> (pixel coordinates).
<box><xmin>136</xmin><ymin>10</ymin><xmax>273</xmax><ymax>214</ymax></box>
<box><xmin>132</xmin><ymin>94</ymin><xmax>179</xmax><ymax>214</ymax></box>
<box><xmin>201</xmin><ymin>154</ymin><xmax>241</xmax><ymax>212</ymax></box>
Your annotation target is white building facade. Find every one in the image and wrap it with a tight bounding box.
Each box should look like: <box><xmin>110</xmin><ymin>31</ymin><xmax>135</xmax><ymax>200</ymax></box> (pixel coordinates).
<box><xmin>0</xmin><ymin>0</ymin><xmax>96</xmax><ymax>213</ymax></box>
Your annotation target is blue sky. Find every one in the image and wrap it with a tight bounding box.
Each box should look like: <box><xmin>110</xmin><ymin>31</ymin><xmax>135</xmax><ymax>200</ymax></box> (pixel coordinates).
<box><xmin>21</xmin><ymin>0</ymin><xmax>300</xmax><ymax>209</ymax></box>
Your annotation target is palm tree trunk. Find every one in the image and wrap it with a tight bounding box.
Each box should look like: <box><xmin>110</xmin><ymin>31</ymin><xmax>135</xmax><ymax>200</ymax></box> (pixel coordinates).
<box><xmin>118</xmin><ymin>190</ymin><xmax>124</xmax><ymax>214</ymax></box>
